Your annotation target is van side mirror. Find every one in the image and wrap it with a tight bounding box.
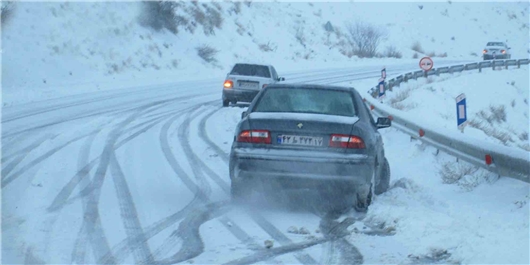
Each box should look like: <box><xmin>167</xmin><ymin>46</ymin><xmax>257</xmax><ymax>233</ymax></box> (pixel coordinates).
<box><xmin>241</xmin><ymin>111</ymin><xmax>247</xmax><ymax>119</ymax></box>
<box><xmin>376</xmin><ymin>117</ymin><xmax>391</xmax><ymax>129</ymax></box>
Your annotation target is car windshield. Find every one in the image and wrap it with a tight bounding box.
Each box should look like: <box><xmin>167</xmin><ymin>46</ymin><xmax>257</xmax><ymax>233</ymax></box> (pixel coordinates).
<box><xmin>487</xmin><ymin>42</ymin><xmax>505</xmax><ymax>46</ymax></box>
<box><xmin>254</xmin><ymin>87</ymin><xmax>356</xmax><ymax>117</ymax></box>
<box><xmin>230</xmin><ymin>64</ymin><xmax>271</xmax><ymax>78</ymax></box>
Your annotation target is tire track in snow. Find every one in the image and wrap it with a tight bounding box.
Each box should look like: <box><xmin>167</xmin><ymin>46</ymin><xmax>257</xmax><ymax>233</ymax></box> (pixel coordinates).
<box><xmin>146</xmin><ymin>107</ymin><xmax>214</xmax><ymax>261</ymax></box>
<box><xmin>141</xmin><ymin>106</ymin><xmax>265</xmax><ymax>264</ymax></box>
<box><xmin>75</xmin><ymin>105</ymin><xmax>159</xmax><ymax>263</ymax></box>
<box><xmin>47</xmin><ymin>101</ymin><xmax>193</xmax><ymax>212</ymax></box>
<box><xmin>1</xmin><ymin>129</ymin><xmax>101</xmax><ymax>189</ymax></box>
<box><xmin>99</xmin><ymin>104</ymin><xmax>212</xmax><ymax>264</ymax></box>
<box><xmin>109</xmin><ymin>152</ymin><xmax>154</xmax><ymax>264</ymax></box>
<box><xmin>73</xmin><ymin>100</ymin><xmax>192</xmax><ymax>262</ymax></box>
<box><xmin>1</xmin><ymin>133</ymin><xmax>53</xmax><ymax>164</ymax></box>
<box><xmin>193</xmin><ymin>107</ymin><xmax>318</xmax><ymax>264</ymax></box>
<box><xmin>71</xmin><ymin>130</ymin><xmax>100</xmax><ymax>264</ymax></box>
<box><xmin>156</xmin><ymin>201</ymin><xmax>232</xmax><ymax>264</ymax></box>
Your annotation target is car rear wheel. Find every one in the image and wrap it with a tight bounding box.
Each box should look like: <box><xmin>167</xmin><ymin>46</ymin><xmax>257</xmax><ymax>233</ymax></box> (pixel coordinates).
<box><xmin>375</xmin><ymin>158</ymin><xmax>390</xmax><ymax>195</ymax></box>
<box><xmin>222</xmin><ymin>99</ymin><xmax>229</xmax><ymax>107</ymax></box>
<box><xmin>353</xmin><ymin>184</ymin><xmax>372</xmax><ymax>213</ymax></box>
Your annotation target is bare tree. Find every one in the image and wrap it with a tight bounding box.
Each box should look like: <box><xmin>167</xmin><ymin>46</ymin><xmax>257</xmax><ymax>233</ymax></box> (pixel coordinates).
<box><xmin>345</xmin><ymin>21</ymin><xmax>386</xmax><ymax>58</ymax></box>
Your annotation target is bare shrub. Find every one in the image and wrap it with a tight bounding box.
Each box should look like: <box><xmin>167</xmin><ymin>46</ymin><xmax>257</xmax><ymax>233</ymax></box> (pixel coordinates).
<box><xmin>475</xmin><ymin>105</ymin><xmax>506</xmax><ymax>125</ymax></box>
<box><xmin>229</xmin><ymin>2</ymin><xmax>241</xmax><ymax>15</ymax></box>
<box><xmin>426</xmin><ymin>77</ymin><xmax>435</xmax><ymax>84</ymax></box>
<box><xmin>489</xmin><ymin>105</ymin><xmax>507</xmax><ymax>123</ymax></box>
<box><xmin>439</xmin><ymin>162</ymin><xmax>478</xmax><ymax>184</ymax></box>
<box><xmin>520</xmin><ymin>132</ymin><xmax>529</xmax><ymax>141</ymax></box>
<box><xmin>138</xmin><ymin>1</ymin><xmax>186</xmax><ymax>35</ymax></box>
<box><xmin>388</xmin><ymin>90</ymin><xmax>410</xmax><ymax>105</ymax></box>
<box><xmin>511</xmin><ymin>99</ymin><xmax>516</xmax><ymax>107</ymax></box>
<box><xmin>411</xmin><ymin>41</ymin><xmax>424</xmax><ymax>53</ymax></box>
<box><xmin>427</xmin><ymin>51</ymin><xmax>436</xmax><ymax>57</ymax></box>
<box><xmin>259</xmin><ymin>42</ymin><xmax>277</xmax><ymax>52</ymax></box>
<box><xmin>235</xmin><ymin>21</ymin><xmax>245</xmax><ymax>35</ymax></box>
<box><xmin>345</xmin><ymin>21</ymin><xmax>386</xmax><ymax>58</ymax></box>
<box><xmin>438</xmin><ymin>52</ymin><xmax>448</xmax><ymax>57</ymax></box>
<box><xmin>470</xmin><ymin>52</ymin><xmax>478</xmax><ymax>56</ymax></box>
<box><xmin>412</xmin><ymin>53</ymin><xmax>419</xmax><ymax>59</ymax></box>
<box><xmin>1</xmin><ymin>1</ymin><xmax>15</xmax><ymax>26</ymax></box>
<box><xmin>384</xmin><ymin>45</ymin><xmax>402</xmax><ymax>58</ymax></box>
<box><xmin>295</xmin><ymin>26</ymin><xmax>306</xmax><ymax>48</ymax></box>
<box><xmin>196</xmin><ymin>45</ymin><xmax>218</xmax><ymax>63</ymax></box>
<box><xmin>172</xmin><ymin>59</ymin><xmax>179</xmax><ymax>68</ymax></box>
<box><xmin>392</xmin><ymin>102</ymin><xmax>417</xmax><ymax>111</ymax></box>
<box><xmin>468</xmin><ymin>119</ymin><xmax>513</xmax><ymax>145</ymax></box>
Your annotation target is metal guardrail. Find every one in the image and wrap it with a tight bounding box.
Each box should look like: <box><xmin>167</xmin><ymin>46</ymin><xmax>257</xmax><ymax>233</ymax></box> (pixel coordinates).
<box><xmin>366</xmin><ymin>58</ymin><xmax>530</xmax><ymax>183</ymax></box>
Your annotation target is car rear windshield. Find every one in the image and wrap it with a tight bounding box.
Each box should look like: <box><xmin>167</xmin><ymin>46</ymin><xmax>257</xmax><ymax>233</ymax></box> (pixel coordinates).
<box><xmin>487</xmin><ymin>42</ymin><xmax>504</xmax><ymax>46</ymax></box>
<box><xmin>253</xmin><ymin>87</ymin><xmax>356</xmax><ymax>117</ymax></box>
<box><xmin>230</xmin><ymin>64</ymin><xmax>271</xmax><ymax>78</ymax></box>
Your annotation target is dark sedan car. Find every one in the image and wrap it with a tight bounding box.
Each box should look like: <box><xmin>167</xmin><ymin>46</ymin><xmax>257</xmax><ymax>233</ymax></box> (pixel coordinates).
<box><xmin>229</xmin><ymin>84</ymin><xmax>391</xmax><ymax>212</ymax></box>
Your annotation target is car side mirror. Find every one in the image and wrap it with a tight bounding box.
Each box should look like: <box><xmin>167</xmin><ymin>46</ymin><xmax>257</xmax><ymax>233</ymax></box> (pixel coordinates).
<box><xmin>376</xmin><ymin>117</ymin><xmax>391</xmax><ymax>129</ymax></box>
<box><xmin>278</xmin><ymin>77</ymin><xmax>285</xmax><ymax>81</ymax></box>
<box><xmin>241</xmin><ymin>111</ymin><xmax>247</xmax><ymax>119</ymax></box>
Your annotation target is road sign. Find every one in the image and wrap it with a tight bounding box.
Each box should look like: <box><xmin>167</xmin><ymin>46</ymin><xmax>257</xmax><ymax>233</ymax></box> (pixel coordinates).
<box><xmin>456</xmin><ymin>93</ymin><xmax>467</xmax><ymax>131</ymax></box>
<box><xmin>419</xmin><ymin>57</ymin><xmax>434</xmax><ymax>71</ymax></box>
<box><xmin>378</xmin><ymin>78</ymin><xmax>385</xmax><ymax>98</ymax></box>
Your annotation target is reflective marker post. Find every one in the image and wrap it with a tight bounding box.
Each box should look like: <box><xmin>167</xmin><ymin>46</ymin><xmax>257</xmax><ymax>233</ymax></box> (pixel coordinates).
<box><xmin>456</xmin><ymin>93</ymin><xmax>468</xmax><ymax>133</ymax></box>
<box><xmin>378</xmin><ymin>78</ymin><xmax>385</xmax><ymax>102</ymax></box>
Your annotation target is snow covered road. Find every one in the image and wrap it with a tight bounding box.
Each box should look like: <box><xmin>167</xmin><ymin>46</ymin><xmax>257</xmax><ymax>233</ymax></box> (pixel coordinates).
<box><xmin>2</xmin><ymin>61</ymin><xmax>528</xmax><ymax>264</ymax></box>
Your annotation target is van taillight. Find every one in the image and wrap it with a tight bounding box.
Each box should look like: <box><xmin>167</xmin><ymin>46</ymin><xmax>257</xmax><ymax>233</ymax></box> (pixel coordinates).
<box><xmin>329</xmin><ymin>134</ymin><xmax>365</xmax><ymax>149</ymax></box>
<box><xmin>237</xmin><ymin>130</ymin><xmax>271</xmax><ymax>144</ymax></box>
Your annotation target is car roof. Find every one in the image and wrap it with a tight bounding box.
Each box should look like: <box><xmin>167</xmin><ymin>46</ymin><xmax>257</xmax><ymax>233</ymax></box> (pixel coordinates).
<box><xmin>232</xmin><ymin>62</ymin><xmax>274</xmax><ymax>68</ymax></box>
<box><xmin>265</xmin><ymin>83</ymin><xmax>356</xmax><ymax>92</ymax></box>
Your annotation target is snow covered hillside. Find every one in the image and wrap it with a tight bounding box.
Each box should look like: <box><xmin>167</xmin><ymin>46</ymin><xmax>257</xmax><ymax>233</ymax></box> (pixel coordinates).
<box><xmin>374</xmin><ymin>66</ymin><xmax>530</xmax><ymax>151</ymax></box>
<box><xmin>2</xmin><ymin>1</ymin><xmax>529</xmax><ymax>105</ymax></box>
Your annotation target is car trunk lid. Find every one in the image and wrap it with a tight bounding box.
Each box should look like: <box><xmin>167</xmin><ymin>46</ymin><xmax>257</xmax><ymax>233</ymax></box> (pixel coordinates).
<box><xmin>247</xmin><ymin>112</ymin><xmax>360</xmax><ymax>151</ymax></box>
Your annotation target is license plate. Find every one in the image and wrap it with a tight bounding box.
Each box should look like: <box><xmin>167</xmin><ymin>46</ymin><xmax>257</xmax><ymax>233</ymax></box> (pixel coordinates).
<box><xmin>239</xmin><ymin>81</ymin><xmax>258</xmax><ymax>89</ymax></box>
<box><xmin>277</xmin><ymin>135</ymin><xmax>323</xmax><ymax>146</ymax></box>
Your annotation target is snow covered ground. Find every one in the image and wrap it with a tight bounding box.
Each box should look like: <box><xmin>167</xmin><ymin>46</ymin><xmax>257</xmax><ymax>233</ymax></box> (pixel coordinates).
<box><xmin>3</xmin><ymin>85</ymin><xmax>528</xmax><ymax>264</ymax></box>
<box><xmin>2</xmin><ymin>1</ymin><xmax>529</xmax><ymax>106</ymax></box>
<box><xmin>2</xmin><ymin>1</ymin><xmax>529</xmax><ymax>265</ymax></box>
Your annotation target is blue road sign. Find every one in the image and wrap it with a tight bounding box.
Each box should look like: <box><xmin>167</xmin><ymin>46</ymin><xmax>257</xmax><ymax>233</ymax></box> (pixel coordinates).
<box><xmin>456</xmin><ymin>93</ymin><xmax>467</xmax><ymax>129</ymax></box>
<box><xmin>378</xmin><ymin>78</ymin><xmax>385</xmax><ymax>98</ymax></box>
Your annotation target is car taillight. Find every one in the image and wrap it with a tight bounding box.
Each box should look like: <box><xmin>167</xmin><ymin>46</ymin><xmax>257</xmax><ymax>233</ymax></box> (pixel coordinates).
<box><xmin>483</xmin><ymin>49</ymin><xmax>487</xmax><ymax>54</ymax></box>
<box><xmin>224</xmin><ymin>80</ymin><xmax>233</xmax><ymax>89</ymax></box>
<box><xmin>501</xmin><ymin>50</ymin><xmax>506</xmax><ymax>54</ymax></box>
<box><xmin>329</xmin><ymin>134</ymin><xmax>365</xmax><ymax>149</ymax></box>
<box><xmin>262</xmin><ymin>84</ymin><xmax>268</xmax><ymax>89</ymax></box>
<box><xmin>237</xmin><ymin>130</ymin><xmax>271</xmax><ymax>144</ymax></box>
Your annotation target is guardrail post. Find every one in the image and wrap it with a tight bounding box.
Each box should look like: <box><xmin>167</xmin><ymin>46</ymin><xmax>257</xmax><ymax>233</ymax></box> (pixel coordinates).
<box><xmin>517</xmin><ymin>60</ymin><xmax>520</xmax><ymax>69</ymax></box>
<box><xmin>506</xmin><ymin>61</ymin><xmax>508</xmax><ymax>70</ymax></box>
<box><xmin>492</xmin><ymin>61</ymin><xmax>495</xmax><ymax>70</ymax></box>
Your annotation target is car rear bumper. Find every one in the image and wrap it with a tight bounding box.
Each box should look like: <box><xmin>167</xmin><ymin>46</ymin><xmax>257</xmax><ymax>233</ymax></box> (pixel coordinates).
<box><xmin>223</xmin><ymin>89</ymin><xmax>259</xmax><ymax>103</ymax></box>
<box><xmin>230</xmin><ymin>148</ymin><xmax>374</xmax><ymax>193</ymax></box>
<box><xmin>483</xmin><ymin>54</ymin><xmax>509</xmax><ymax>60</ymax></box>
